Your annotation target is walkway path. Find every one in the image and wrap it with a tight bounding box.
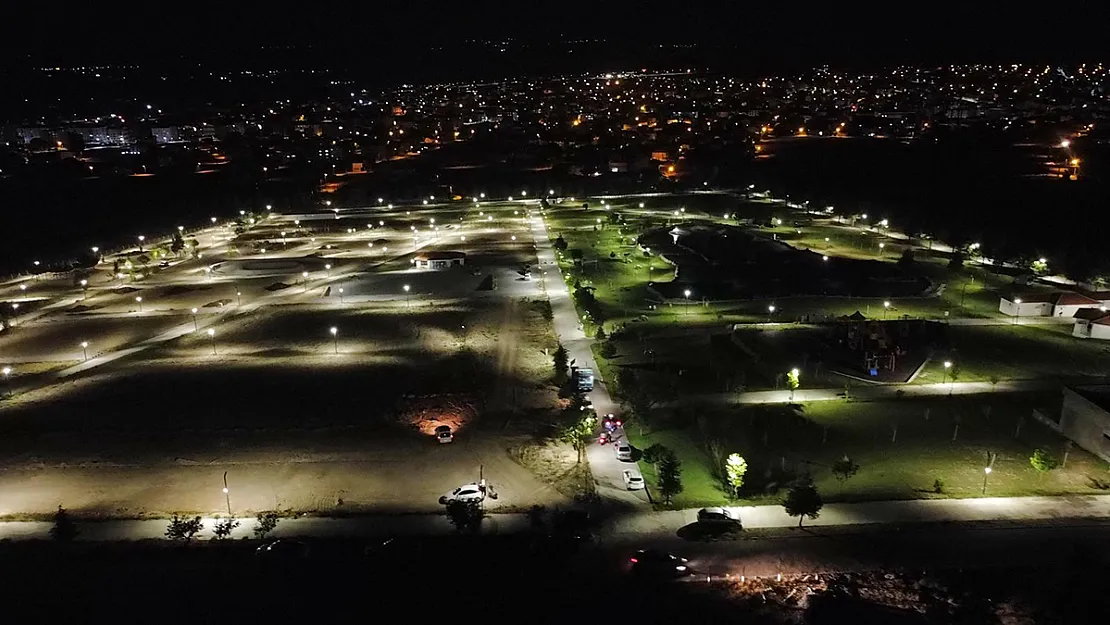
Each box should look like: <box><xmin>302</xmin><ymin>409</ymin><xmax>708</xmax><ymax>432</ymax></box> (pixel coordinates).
<box><xmin>4</xmin><ymin>494</ymin><xmax>1109</xmax><ymax>542</ymax></box>
<box><xmin>529</xmin><ymin>212</ymin><xmax>647</xmax><ymax>507</ymax></box>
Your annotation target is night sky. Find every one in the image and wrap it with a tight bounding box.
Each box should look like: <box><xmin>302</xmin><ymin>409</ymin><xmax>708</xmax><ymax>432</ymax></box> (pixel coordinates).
<box><xmin>4</xmin><ymin>1</ymin><xmax>1109</xmax><ymax>69</ymax></box>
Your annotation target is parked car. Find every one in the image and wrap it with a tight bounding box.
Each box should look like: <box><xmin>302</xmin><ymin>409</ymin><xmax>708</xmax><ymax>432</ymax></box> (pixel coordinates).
<box><xmin>623</xmin><ymin>470</ymin><xmax>645</xmax><ymax>490</ymax></box>
<box><xmin>697</xmin><ymin>507</ymin><xmax>742</xmax><ymax>528</ymax></box>
<box><xmin>434</xmin><ymin>425</ymin><xmax>453</xmax><ymax>444</ymax></box>
<box><xmin>439</xmin><ymin>483</ymin><xmax>485</xmax><ymax>505</ymax></box>
<box><xmin>629</xmin><ymin>549</ymin><xmax>691</xmax><ymax>578</ymax></box>
<box><xmin>614</xmin><ymin>442</ymin><xmax>633</xmax><ymax>461</ymax></box>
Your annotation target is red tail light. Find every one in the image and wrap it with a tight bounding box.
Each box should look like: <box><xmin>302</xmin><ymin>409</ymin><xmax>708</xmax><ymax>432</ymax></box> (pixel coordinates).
<box><xmin>629</xmin><ymin>557</ymin><xmax>638</xmax><ymax>563</ymax></box>
<box><xmin>616</xmin><ymin>421</ymin><xmax>622</xmax><ymax>427</ymax></box>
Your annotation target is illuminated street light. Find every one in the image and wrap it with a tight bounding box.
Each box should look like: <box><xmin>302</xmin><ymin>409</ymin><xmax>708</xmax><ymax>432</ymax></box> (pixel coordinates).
<box><xmin>191</xmin><ymin>307</ymin><xmax>199</xmax><ymax>331</ymax></box>
<box><xmin>79</xmin><ymin>279</ymin><xmax>88</xmax><ymax>299</ymax></box>
<box><xmin>302</xmin><ymin>271</ymin><xmax>310</xmax><ymax>293</ymax></box>
<box><xmin>137</xmin><ymin>235</ymin><xmax>145</xmax><ymax>251</ymax></box>
<box><xmin>223</xmin><ymin>471</ymin><xmax>232</xmax><ymax>516</ymax></box>
<box><xmin>80</xmin><ymin>341</ymin><xmax>89</xmax><ymax>361</ymax></box>
<box><xmin>325</xmin><ymin>263</ymin><xmax>332</xmax><ymax>277</ymax></box>
<box><xmin>330</xmin><ymin>326</ymin><xmax>339</xmax><ymax>354</ymax></box>
<box><xmin>1060</xmin><ymin>139</ymin><xmax>1070</xmax><ymax>148</ymax></box>
<box><xmin>210</xmin><ymin>217</ymin><xmax>217</xmax><ymax>224</ymax></box>
<box><xmin>207</xmin><ymin>328</ymin><xmax>217</xmax><ymax>355</ymax></box>
<box><xmin>135</xmin><ymin>296</ymin><xmax>143</xmax><ymax>312</ymax></box>
<box><xmin>883</xmin><ymin>300</ymin><xmax>891</xmax><ymax>320</ymax></box>
<box><xmin>236</xmin><ymin>290</ymin><xmax>242</xmax><ymax>307</ymax></box>
<box><xmin>767</xmin><ymin>304</ymin><xmax>776</xmax><ymax>322</ymax></box>
<box><xmin>266</xmin><ymin>204</ymin><xmax>272</xmax><ymax>211</ymax></box>
<box><xmin>942</xmin><ymin>360</ymin><xmax>952</xmax><ymax>385</ymax></box>
<box><xmin>403</xmin><ymin>284</ymin><xmax>411</xmax><ymax>308</ymax></box>
<box><xmin>338</xmin><ymin>287</ymin><xmax>344</xmax><ymax>303</ymax></box>
<box><xmin>683</xmin><ymin>289</ymin><xmax>692</xmax><ymax>316</ymax></box>
<box><xmin>1013</xmin><ymin>298</ymin><xmax>1022</xmax><ymax>326</ymax></box>
<box><xmin>982</xmin><ymin>465</ymin><xmax>992</xmax><ymax>495</ymax></box>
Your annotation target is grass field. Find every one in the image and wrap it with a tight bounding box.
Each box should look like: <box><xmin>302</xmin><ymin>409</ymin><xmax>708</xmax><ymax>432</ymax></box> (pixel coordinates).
<box><xmin>627</xmin><ymin>393</ymin><xmax>1108</xmax><ymax>509</ymax></box>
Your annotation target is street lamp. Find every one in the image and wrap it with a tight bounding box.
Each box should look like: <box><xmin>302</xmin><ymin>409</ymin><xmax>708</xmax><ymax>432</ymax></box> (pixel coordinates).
<box><xmin>191</xmin><ymin>307</ymin><xmax>199</xmax><ymax>331</ymax></box>
<box><xmin>325</xmin><ymin>263</ymin><xmax>332</xmax><ymax>277</ymax></box>
<box><xmin>135</xmin><ymin>296</ymin><xmax>143</xmax><ymax>312</ymax></box>
<box><xmin>883</xmin><ymin>300</ymin><xmax>891</xmax><ymax>319</ymax></box>
<box><xmin>338</xmin><ymin>287</ymin><xmax>345</xmax><ymax>303</ymax></box>
<box><xmin>223</xmin><ymin>471</ymin><xmax>232</xmax><ymax>516</ymax></box>
<box><xmin>210</xmin><ymin>217</ymin><xmax>217</xmax><ymax>224</ymax></box>
<box><xmin>942</xmin><ymin>360</ymin><xmax>952</xmax><ymax>386</ymax></box>
<box><xmin>768</xmin><ymin>304</ymin><xmax>776</xmax><ymax>322</ymax></box>
<box><xmin>403</xmin><ymin>284</ymin><xmax>411</xmax><ymax>308</ymax></box>
<box><xmin>982</xmin><ymin>466</ymin><xmax>992</xmax><ymax>495</ymax></box>
<box><xmin>330</xmin><ymin>326</ymin><xmax>338</xmax><ymax>354</ymax></box>
<box><xmin>683</xmin><ymin>289</ymin><xmax>692</xmax><ymax>315</ymax></box>
<box><xmin>137</xmin><ymin>235</ymin><xmax>145</xmax><ymax>251</ymax></box>
<box><xmin>236</xmin><ymin>290</ymin><xmax>242</xmax><ymax>307</ymax></box>
<box><xmin>302</xmin><ymin>271</ymin><xmax>309</xmax><ymax>293</ymax></box>
<box><xmin>207</xmin><ymin>328</ymin><xmax>216</xmax><ymax>355</ymax></box>
<box><xmin>878</xmin><ymin>242</ymin><xmax>885</xmax><ymax>258</ymax></box>
<box><xmin>79</xmin><ymin>279</ymin><xmax>88</xmax><ymax>299</ymax></box>
<box><xmin>1012</xmin><ymin>298</ymin><xmax>1022</xmax><ymax>326</ymax></box>
<box><xmin>80</xmin><ymin>341</ymin><xmax>89</xmax><ymax>361</ymax></box>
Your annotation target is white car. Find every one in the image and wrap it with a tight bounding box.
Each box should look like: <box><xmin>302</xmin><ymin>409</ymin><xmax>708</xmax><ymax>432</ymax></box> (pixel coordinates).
<box><xmin>614</xmin><ymin>442</ymin><xmax>633</xmax><ymax>461</ymax></box>
<box><xmin>434</xmin><ymin>425</ymin><xmax>453</xmax><ymax>444</ymax></box>
<box><xmin>623</xmin><ymin>470</ymin><xmax>644</xmax><ymax>490</ymax></box>
<box><xmin>439</xmin><ymin>484</ymin><xmax>485</xmax><ymax>505</ymax></box>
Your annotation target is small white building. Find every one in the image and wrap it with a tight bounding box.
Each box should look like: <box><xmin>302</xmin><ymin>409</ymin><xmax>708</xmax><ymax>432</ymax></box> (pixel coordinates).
<box><xmin>1073</xmin><ymin>308</ymin><xmax>1110</xmax><ymax>339</ymax></box>
<box><xmin>1060</xmin><ymin>387</ymin><xmax>1110</xmax><ymax>463</ymax></box>
<box><xmin>999</xmin><ymin>292</ymin><xmax>1101</xmax><ymax>317</ymax></box>
<box><xmin>413</xmin><ymin>251</ymin><xmax>466</xmax><ymax>270</ymax></box>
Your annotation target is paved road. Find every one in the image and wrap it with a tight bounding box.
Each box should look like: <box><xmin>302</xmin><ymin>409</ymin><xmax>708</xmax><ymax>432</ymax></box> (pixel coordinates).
<box><xmin>529</xmin><ymin>212</ymin><xmax>647</xmax><ymax>507</ymax></box>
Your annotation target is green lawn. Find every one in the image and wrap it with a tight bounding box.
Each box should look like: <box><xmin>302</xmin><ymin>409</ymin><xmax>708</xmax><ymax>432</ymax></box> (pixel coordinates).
<box><xmin>626</xmin><ymin>393</ymin><xmax>1109</xmax><ymax>509</ymax></box>
<box><xmin>915</xmin><ymin>324</ymin><xmax>1110</xmax><ymax>384</ymax></box>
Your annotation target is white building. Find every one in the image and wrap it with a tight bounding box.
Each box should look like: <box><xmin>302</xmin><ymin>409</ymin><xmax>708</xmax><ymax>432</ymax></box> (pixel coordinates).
<box><xmin>413</xmin><ymin>251</ymin><xmax>466</xmax><ymax>270</ymax></box>
<box><xmin>1073</xmin><ymin>308</ymin><xmax>1110</xmax><ymax>339</ymax></box>
<box><xmin>1060</xmin><ymin>387</ymin><xmax>1110</xmax><ymax>463</ymax></box>
<box><xmin>999</xmin><ymin>292</ymin><xmax>1101</xmax><ymax>317</ymax></box>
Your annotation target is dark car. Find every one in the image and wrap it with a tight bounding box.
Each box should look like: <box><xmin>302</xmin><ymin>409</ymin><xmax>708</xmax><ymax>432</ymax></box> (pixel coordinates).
<box><xmin>629</xmin><ymin>549</ymin><xmax>691</xmax><ymax>578</ymax></box>
<box><xmin>255</xmin><ymin>539</ymin><xmax>309</xmax><ymax>562</ymax></box>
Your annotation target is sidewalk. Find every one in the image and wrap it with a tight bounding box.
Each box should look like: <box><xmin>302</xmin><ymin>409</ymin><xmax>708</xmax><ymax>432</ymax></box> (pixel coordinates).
<box><xmin>606</xmin><ymin>494</ymin><xmax>1110</xmax><ymax>534</ymax></box>
<box><xmin>5</xmin><ymin>494</ymin><xmax>1109</xmax><ymax>542</ymax></box>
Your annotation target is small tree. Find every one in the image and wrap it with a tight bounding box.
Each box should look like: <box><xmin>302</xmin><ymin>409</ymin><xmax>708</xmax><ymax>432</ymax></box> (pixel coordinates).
<box><xmin>988</xmin><ymin>375</ymin><xmax>1001</xmax><ymax>392</ymax></box>
<box><xmin>783</xmin><ymin>479</ymin><xmax>823</xmax><ymax>528</ymax></box>
<box><xmin>642</xmin><ymin>443</ymin><xmax>674</xmax><ymax>466</ymax></box>
<box><xmin>1030</xmin><ymin>448</ymin><xmax>1059</xmax><ymax>472</ymax></box>
<box><xmin>445</xmin><ymin>499</ymin><xmax>484</xmax><ymax>533</ymax></box>
<box><xmin>253</xmin><ymin>511</ymin><xmax>280</xmax><ymax>539</ymax></box>
<box><xmin>831</xmin><ymin>455</ymin><xmax>860</xmax><ymax>489</ymax></box>
<box><xmin>553</xmin><ymin>236</ymin><xmax>568</xmax><ymax>252</ymax></box>
<box><xmin>786</xmin><ymin>369</ymin><xmax>800</xmax><ymax>400</ymax></box>
<box><xmin>50</xmin><ymin>505</ymin><xmax>78</xmax><ymax>542</ymax></box>
<box><xmin>212</xmin><ymin>517</ymin><xmax>240</xmax><ymax>540</ymax></box>
<box><xmin>657</xmin><ymin>455</ymin><xmax>684</xmax><ymax>505</ymax></box>
<box><xmin>553</xmin><ymin>344</ymin><xmax>569</xmax><ymax>381</ymax></box>
<box><xmin>595</xmin><ymin>326</ymin><xmax>607</xmax><ymax>340</ymax></box>
<box><xmin>601</xmin><ymin>340</ymin><xmax>618</xmax><ymax>359</ymax></box>
<box><xmin>725</xmin><ymin>453</ymin><xmax>748</xmax><ymax>497</ymax></box>
<box><xmin>557</xmin><ymin>413</ymin><xmax>597</xmax><ymax>464</ymax></box>
<box><xmin>165</xmin><ymin>515</ymin><xmax>204</xmax><ymax>543</ymax></box>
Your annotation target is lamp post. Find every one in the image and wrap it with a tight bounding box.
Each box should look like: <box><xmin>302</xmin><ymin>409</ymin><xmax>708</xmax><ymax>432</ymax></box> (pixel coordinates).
<box><xmin>236</xmin><ymin>290</ymin><xmax>242</xmax><ymax>307</ymax></box>
<box><xmin>330</xmin><ymin>326</ymin><xmax>338</xmax><ymax>354</ymax></box>
<box><xmin>207</xmin><ymin>328</ymin><xmax>216</xmax><ymax>355</ymax></box>
<box><xmin>222</xmin><ymin>471</ymin><xmax>232</xmax><ymax>517</ymax></box>
<box><xmin>137</xmin><ymin>235</ymin><xmax>145</xmax><ymax>252</ymax></box>
<box><xmin>883</xmin><ymin>300</ymin><xmax>891</xmax><ymax>320</ymax></box>
<box><xmin>982</xmin><ymin>466</ymin><xmax>992</xmax><ymax>495</ymax></box>
<box><xmin>403</xmin><ymin>284</ymin><xmax>411</xmax><ymax>308</ymax></box>
<box><xmin>135</xmin><ymin>296</ymin><xmax>143</xmax><ymax>312</ymax></box>
<box><xmin>302</xmin><ymin>271</ymin><xmax>309</xmax><ymax>293</ymax></box>
<box><xmin>768</xmin><ymin>304</ymin><xmax>776</xmax><ymax>322</ymax></box>
<box><xmin>878</xmin><ymin>242</ymin><xmax>885</xmax><ymax>258</ymax></box>
<box><xmin>80</xmin><ymin>341</ymin><xmax>89</xmax><ymax>361</ymax></box>
<box><xmin>683</xmin><ymin>289</ymin><xmax>692</xmax><ymax>316</ymax></box>
<box><xmin>191</xmin><ymin>308</ymin><xmax>199</xmax><ymax>332</ymax></box>
<box><xmin>338</xmin><ymin>287</ymin><xmax>345</xmax><ymax>303</ymax></box>
<box><xmin>1</xmin><ymin>366</ymin><xmax>10</xmax><ymax>398</ymax></box>
<box><xmin>325</xmin><ymin>263</ymin><xmax>332</xmax><ymax>277</ymax></box>
<box><xmin>80</xmin><ymin>279</ymin><xmax>88</xmax><ymax>299</ymax></box>
<box><xmin>942</xmin><ymin>360</ymin><xmax>952</xmax><ymax>386</ymax></box>
<box><xmin>1012</xmin><ymin>298</ymin><xmax>1022</xmax><ymax>326</ymax></box>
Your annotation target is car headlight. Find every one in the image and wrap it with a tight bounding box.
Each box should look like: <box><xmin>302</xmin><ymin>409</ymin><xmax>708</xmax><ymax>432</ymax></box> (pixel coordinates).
<box><xmin>675</xmin><ymin>565</ymin><xmax>687</xmax><ymax>571</ymax></box>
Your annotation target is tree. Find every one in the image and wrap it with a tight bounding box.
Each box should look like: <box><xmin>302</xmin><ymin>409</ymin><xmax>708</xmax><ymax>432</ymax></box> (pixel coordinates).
<box><xmin>212</xmin><ymin>517</ymin><xmax>240</xmax><ymax>540</ymax></box>
<box><xmin>783</xmin><ymin>479</ymin><xmax>823</xmax><ymax>528</ymax></box>
<box><xmin>63</xmin><ymin>131</ymin><xmax>85</xmax><ymax>153</ymax></box>
<box><xmin>445</xmin><ymin>499</ymin><xmax>484</xmax><ymax>533</ymax></box>
<box><xmin>557</xmin><ymin>412</ymin><xmax>597</xmax><ymax>463</ymax></box>
<box><xmin>50</xmin><ymin>505</ymin><xmax>78</xmax><ymax>542</ymax></box>
<box><xmin>898</xmin><ymin>248</ymin><xmax>916</xmax><ymax>269</ymax></box>
<box><xmin>657</xmin><ymin>455</ymin><xmax>684</xmax><ymax>505</ymax></box>
<box><xmin>253</xmin><ymin>511</ymin><xmax>280</xmax><ymax>539</ymax></box>
<box><xmin>165</xmin><ymin>515</ymin><xmax>204</xmax><ymax>543</ymax></box>
<box><xmin>831</xmin><ymin>455</ymin><xmax>860</xmax><ymax>487</ymax></box>
<box><xmin>1030</xmin><ymin>448</ymin><xmax>1059</xmax><ymax>472</ymax></box>
<box><xmin>594</xmin><ymin>327</ymin><xmax>607</xmax><ymax>340</ymax></box>
<box><xmin>569</xmin><ymin>249</ymin><xmax>583</xmax><ymax>263</ymax></box>
<box><xmin>642</xmin><ymin>443</ymin><xmax>674</xmax><ymax>466</ymax></box>
<box><xmin>786</xmin><ymin>368</ymin><xmax>800</xmax><ymax>400</ymax></box>
<box><xmin>553</xmin><ymin>236</ymin><xmax>568</xmax><ymax>252</ymax></box>
<box><xmin>552</xmin><ymin>344</ymin><xmax>569</xmax><ymax>381</ymax></box>
<box><xmin>988</xmin><ymin>375</ymin><xmax>1001</xmax><ymax>392</ymax></box>
<box><xmin>600</xmin><ymin>340</ymin><xmax>617</xmax><ymax>359</ymax></box>
<box><xmin>170</xmin><ymin>232</ymin><xmax>186</xmax><ymax>256</ymax></box>
<box><xmin>187</xmin><ymin>239</ymin><xmax>200</xmax><ymax>258</ymax></box>
<box><xmin>948</xmin><ymin>251</ymin><xmax>965</xmax><ymax>270</ymax></box>
<box><xmin>725</xmin><ymin>453</ymin><xmax>748</xmax><ymax>497</ymax></box>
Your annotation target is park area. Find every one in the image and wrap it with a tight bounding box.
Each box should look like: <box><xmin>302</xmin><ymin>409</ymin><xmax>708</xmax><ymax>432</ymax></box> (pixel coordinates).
<box><xmin>0</xmin><ymin>296</ymin><xmax>569</xmax><ymax>520</ymax></box>
<box><xmin>626</xmin><ymin>392</ymin><xmax>1110</xmax><ymax>509</ymax></box>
